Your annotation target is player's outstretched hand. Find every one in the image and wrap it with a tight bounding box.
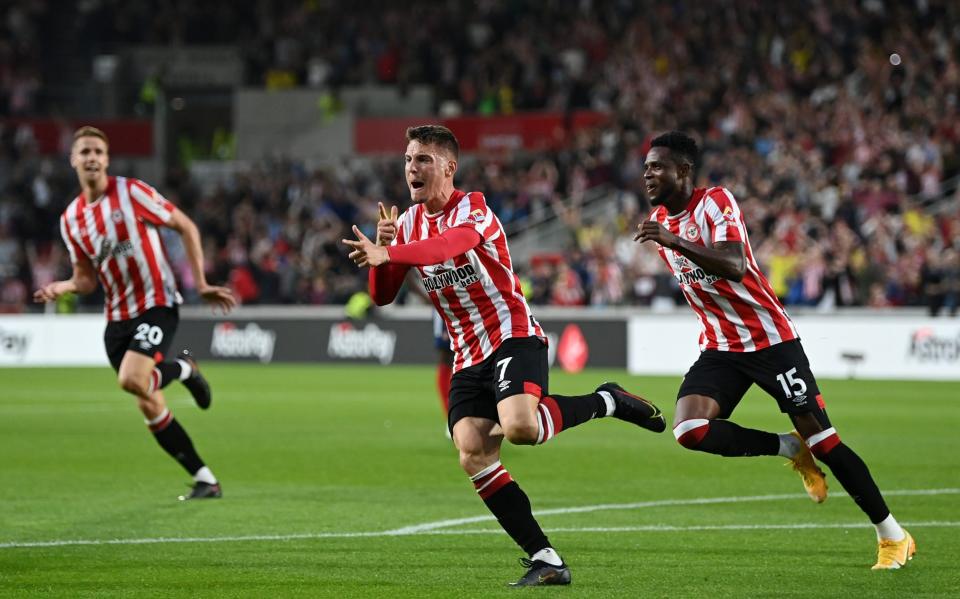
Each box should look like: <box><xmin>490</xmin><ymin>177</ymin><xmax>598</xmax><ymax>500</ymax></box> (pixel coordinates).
<box><xmin>33</xmin><ymin>281</ymin><xmax>64</xmax><ymax>303</ymax></box>
<box><xmin>198</xmin><ymin>284</ymin><xmax>237</xmax><ymax>315</ymax></box>
<box><xmin>342</xmin><ymin>225</ymin><xmax>390</xmax><ymax>268</ymax></box>
<box><xmin>376</xmin><ymin>202</ymin><xmax>399</xmax><ymax>247</ymax></box>
<box><xmin>635</xmin><ymin>221</ymin><xmax>679</xmax><ymax>248</ymax></box>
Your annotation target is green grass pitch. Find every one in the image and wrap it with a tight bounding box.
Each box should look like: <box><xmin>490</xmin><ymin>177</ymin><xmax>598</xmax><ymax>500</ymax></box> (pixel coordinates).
<box><xmin>1</xmin><ymin>364</ymin><xmax>958</xmax><ymax>597</ymax></box>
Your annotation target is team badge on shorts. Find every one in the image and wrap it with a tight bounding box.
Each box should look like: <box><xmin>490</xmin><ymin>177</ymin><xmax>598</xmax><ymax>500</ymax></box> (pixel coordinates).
<box><xmin>684</xmin><ymin>223</ymin><xmax>701</xmax><ymax>241</ymax></box>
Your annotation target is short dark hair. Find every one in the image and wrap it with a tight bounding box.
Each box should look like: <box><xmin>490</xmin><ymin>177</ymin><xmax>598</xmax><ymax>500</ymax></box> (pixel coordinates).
<box><xmin>650</xmin><ymin>131</ymin><xmax>698</xmax><ymax>166</ymax></box>
<box><xmin>406</xmin><ymin>124</ymin><xmax>459</xmax><ymax>159</ymax></box>
<box><xmin>73</xmin><ymin>125</ymin><xmax>109</xmax><ymax>147</ymax></box>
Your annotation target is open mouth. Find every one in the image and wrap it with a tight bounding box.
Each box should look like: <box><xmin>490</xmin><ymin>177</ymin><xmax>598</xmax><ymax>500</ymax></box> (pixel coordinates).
<box><xmin>411</xmin><ymin>181</ymin><xmax>425</xmax><ymax>190</ymax></box>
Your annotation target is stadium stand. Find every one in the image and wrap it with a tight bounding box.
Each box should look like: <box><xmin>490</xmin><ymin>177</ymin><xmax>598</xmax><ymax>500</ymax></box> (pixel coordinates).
<box><xmin>1</xmin><ymin>0</ymin><xmax>958</xmax><ymax>313</ymax></box>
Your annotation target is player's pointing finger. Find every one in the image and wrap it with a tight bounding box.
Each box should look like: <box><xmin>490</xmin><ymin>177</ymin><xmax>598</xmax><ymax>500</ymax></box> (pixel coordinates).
<box><xmin>352</xmin><ymin>225</ymin><xmax>371</xmax><ymax>242</ymax></box>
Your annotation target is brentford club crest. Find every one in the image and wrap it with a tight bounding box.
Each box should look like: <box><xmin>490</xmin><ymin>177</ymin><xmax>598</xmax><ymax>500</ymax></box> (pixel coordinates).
<box><xmin>111</xmin><ymin>210</ymin><xmax>123</xmax><ymax>223</ymax></box>
<box><xmin>684</xmin><ymin>223</ymin><xmax>701</xmax><ymax>241</ymax></box>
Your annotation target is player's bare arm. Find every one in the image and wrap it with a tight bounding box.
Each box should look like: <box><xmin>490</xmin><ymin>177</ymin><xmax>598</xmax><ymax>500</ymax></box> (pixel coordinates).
<box><xmin>636</xmin><ymin>220</ymin><xmax>746</xmax><ymax>282</ymax></box>
<box><xmin>33</xmin><ymin>255</ymin><xmax>98</xmax><ymax>302</ymax></box>
<box><xmin>166</xmin><ymin>208</ymin><xmax>237</xmax><ymax>314</ymax></box>
<box><xmin>376</xmin><ymin>202</ymin><xmax>399</xmax><ymax>246</ymax></box>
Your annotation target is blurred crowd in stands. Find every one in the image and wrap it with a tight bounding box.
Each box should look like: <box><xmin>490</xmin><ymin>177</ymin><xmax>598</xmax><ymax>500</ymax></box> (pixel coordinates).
<box><xmin>2</xmin><ymin>0</ymin><xmax>959</xmax><ymax>315</ymax></box>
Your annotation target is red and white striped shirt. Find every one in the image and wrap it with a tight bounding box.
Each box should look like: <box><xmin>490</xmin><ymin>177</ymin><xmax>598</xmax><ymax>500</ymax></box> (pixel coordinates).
<box><xmin>650</xmin><ymin>186</ymin><xmax>798</xmax><ymax>352</ymax></box>
<box><xmin>60</xmin><ymin>176</ymin><xmax>182</xmax><ymax>322</ymax></box>
<box><xmin>394</xmin><ymin>190</ymin><xmax>544</xmax><ymax>371</ymax></box>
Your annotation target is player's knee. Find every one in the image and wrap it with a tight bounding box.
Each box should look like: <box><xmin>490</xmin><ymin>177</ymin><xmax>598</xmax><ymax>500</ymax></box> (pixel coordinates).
<box><xmin>457</xmin><ymin>445</ymin><xmax>488</xmax><ymax>474</ymax></box>
<box><xmin>118</xmin><ymin>372</ymin><xmax>148</xmax><ymax>397</ymax></box>
<box><xmin>673</xmin><ymin>418</ymin><xmax>710</xmax><ymax>449</ymax></box>
<box><xmin>500</xmin><ymin>419</ymin><xmax>538</xmax><ymax>445</ymax></box>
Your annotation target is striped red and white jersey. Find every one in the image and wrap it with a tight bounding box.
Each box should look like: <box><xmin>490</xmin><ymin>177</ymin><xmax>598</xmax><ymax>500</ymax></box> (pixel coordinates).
<box><xmin>650</xmin><ymin>186</ymin><xmax>798</xmax><ymax>352</ymax></box>
<box><xmin>59</xmin><ymin>176</ymin><xmax>182</xmax><ymax>322</ymax></box>
<box><xmin>394</xmin><ymin>189</ymin><xmax>544</xmax><ymax>371</ymax></box>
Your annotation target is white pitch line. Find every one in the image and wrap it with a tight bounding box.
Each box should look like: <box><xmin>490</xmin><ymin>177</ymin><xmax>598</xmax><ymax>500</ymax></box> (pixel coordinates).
<box><xmin>382</xmin><ymin>487</ymin><xmax>960</xmax><ymax>535</ymax></box>
<box><xmin>2</xmin><ymin>488</ymin><xmax>957</xmax><ymax>550</ymax></box>
<box><xmin>430</xmin><ymin>521</ymin><xmax>960</xmax><ymax>535</ymax></box>
<box><xmin>4</xmin><ymin>520</ymin><xmax>959</xmax><ymax>550</ymax></box>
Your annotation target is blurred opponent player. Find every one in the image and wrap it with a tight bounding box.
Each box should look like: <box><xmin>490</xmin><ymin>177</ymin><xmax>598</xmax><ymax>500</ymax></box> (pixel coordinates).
<box><xmin>344</xmin><ymin>125</ymin><xmax>665</xmax><ymax>586</ymax></box>
<box><xmin>635</xmin><ymin>131</ymin><xmax>914</xmax><ymax>570</ymax></box>
<box><xmin>33</xmin><ymin>126</ymin><xmax>236</xmax><ymax>501</ymax></box>
<box><xmin>432</xmin><ymin>311</ymin><xmax>454</xmax><ymax>421</ymax></box>
<box><xmin>405</xmin><ymin>269</ymin><xmax>454</xmax><ymax>426</ymax></box>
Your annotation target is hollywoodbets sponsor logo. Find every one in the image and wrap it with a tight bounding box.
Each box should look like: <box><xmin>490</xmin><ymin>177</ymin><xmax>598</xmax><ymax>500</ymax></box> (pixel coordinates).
<box><xmin>670</xmin><ymin>251</ymin><xmax>719</xmax><ymax>286</ymax></box>
<box><xmin>111</xmin><ymin>239</ymin><xmax>135</xmax><ymax>258</ymax></box>
<box><xmin>94</xmin><ymin>239</ymin><xmax>135</xmax><ymax>267</ymax></box>
<box><xmin>422</xmin><ymin>264</ymin><xmax>480</xmax><ymax>292</ymax></box>
<box><xmin>674</xmin><ymin>267</ymin><xmax>720</xmax><ymax>286</ymax></box>
<box><xmin>327</xmin><ymin>321</ymin><xmax>397</xmax><ymax>364</ymax></box>
<box><xmin>210</xmin><ymin>322</ymin><xmax>277</xmax><ymax>363</ymax></box>
<box><xmin>908</xmin><ymin>328</ymin><xmax>960</xmax><ymax>362</ymax></box>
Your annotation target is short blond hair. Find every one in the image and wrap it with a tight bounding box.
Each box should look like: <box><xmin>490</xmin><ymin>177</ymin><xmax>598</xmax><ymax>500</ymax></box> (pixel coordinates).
<box><xmin>73</xmin><ymin>125</ymin><xmax>109</xmax><ymax>147</ymax></box>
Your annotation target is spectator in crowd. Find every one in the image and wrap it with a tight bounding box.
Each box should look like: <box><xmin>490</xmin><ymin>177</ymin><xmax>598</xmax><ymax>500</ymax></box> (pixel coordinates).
<box><xmin>2</xmin><ymin>0</ymin><xmax>960</xmax><ymax>313</ymax></box>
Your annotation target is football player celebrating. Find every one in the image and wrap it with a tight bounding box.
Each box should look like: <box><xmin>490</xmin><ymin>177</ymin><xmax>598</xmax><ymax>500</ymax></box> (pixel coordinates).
<box><xmin>344</xmin><ymin>125</ymin><xmax>666</xmax><ymax>586</ymax></box>
<box><xmin>34</xmin><ymin>126</ymin><xmax>236</xmax><ymax>500</ymax></box>
<box><xmin>636</xmin><ymin>131</ymin><xmax>914</xmax><ymax>570</ymax></box>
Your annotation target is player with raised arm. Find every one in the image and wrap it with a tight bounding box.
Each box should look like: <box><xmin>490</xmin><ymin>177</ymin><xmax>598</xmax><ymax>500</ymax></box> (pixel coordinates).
<box><xmin>635</xmin><ymin>131</ymin><xmax>915</xmax><ymax>570</ymax></box>
<box><xmin>34</xmin><ymin>126</ymin><xmax>237</xmax><ymax>501</ymax></box>
<box><xmin>343</xmin><ymin>125</ymin><xmax>665</xmax><ymax>587</ymax></box>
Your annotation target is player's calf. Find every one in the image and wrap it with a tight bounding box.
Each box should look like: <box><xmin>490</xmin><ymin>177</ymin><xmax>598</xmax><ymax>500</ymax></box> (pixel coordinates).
<box><xmin>798</xmin><ymin>428</ymin><xmax>903</xmax><ymax>531</ymax></box>
<box><xmin>672</xmin><ymin>418</ymin><xmax>780</xmax><ymax>457</ymax></box>
<box><xmin>469</xmin><ymin>460</ymin><xmax>557</xmax><ymax>570</ymax></box>
<box><xmin>798</xmin><ymin>427</ymin><xmax>913</xmax><ymax>567</ymax></box>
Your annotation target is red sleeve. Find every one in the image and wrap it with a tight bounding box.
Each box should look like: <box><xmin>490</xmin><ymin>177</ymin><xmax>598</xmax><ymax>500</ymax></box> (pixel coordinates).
<box><xmin>369</xmin><ymin>263</ymin><xmax>410</xmax><ymax>306</ymax></box>
<box><xmin>385</xmin><ymin>226</ymin><xmax>482</xmax><ymax>266</ymax></box>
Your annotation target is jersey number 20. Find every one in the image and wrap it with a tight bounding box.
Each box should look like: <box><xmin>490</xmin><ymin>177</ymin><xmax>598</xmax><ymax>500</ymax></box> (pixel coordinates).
<box><xmin>134</xmin><ymin>324</ymin><xmax>164</xmax><ymax>346</ymax></box>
